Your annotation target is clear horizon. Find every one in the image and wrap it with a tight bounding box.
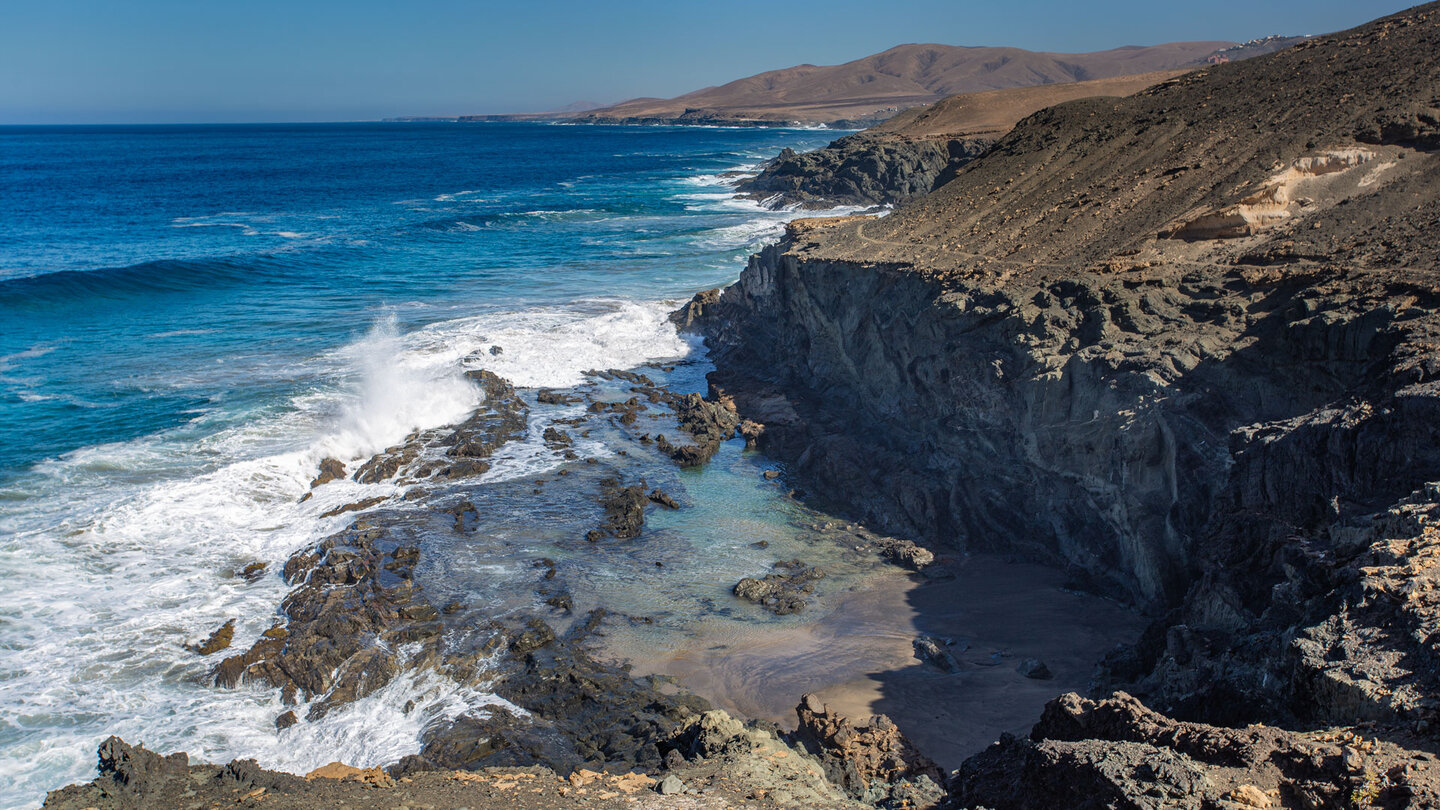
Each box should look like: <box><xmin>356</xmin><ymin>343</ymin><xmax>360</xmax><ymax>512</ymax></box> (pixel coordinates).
<box><xmin>0</xmin><ymin>0</ymin><xmax>1419</xmax><ymax>125</ymax></box>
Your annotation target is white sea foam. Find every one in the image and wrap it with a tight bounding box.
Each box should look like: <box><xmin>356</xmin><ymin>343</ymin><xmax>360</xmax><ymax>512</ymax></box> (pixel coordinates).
<box><xmin>433</xmin><ymin>190</ymin><xmax>489</xmax><ymax>202</ymax></box>
<box><xmin>315</xmin><ymin>315</ymin><xmax>480</xmax><ymax>463</ymax></box>
<box><xmin>412</xmin><ymin>298</ymin><xmax>692</xmax><ymax>390</ymax></box>
<box><xmin>0</xmin><ymin>315</ymin><xmax>486</xmax><ymax>808</ymax></box>
<box><xmin>0</xmin><ymin>297</ymin><xmax>702</xmax><ymax>809</ymax></box>
<box><xmin>148</xmin><ymin>329</ymin><xmax>220</xmax><ymax>339</ymax></box>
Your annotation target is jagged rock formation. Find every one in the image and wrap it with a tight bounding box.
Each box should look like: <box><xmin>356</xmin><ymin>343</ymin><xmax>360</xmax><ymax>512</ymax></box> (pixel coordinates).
<box><xmin>952</xmin><ymin>692</ymin><xmax>1440</xmax><ymax>809</ymax></box>
<box><xmin>688</xmin><ymin>0</ymin><xmax>1440</xmax><ymax>785</ymax></box>
<box><xmin>42</xmin><ymin>726</ymin><xmax>865</xmax><ymax>810</ymax></box>
<box><xmin>738</xmin><ymin>134</ymin><xmax>993</xmax><ymax>209</ymax></box>
<box><xmin>793</xmin><ymin>693</ymin><xmax>946</xmax><ymax>807</ymax></box>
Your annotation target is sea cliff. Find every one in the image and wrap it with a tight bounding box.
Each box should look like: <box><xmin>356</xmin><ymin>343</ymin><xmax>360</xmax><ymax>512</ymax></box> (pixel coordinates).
<box><xmin>685</xmin><ymin>2</ymin><xmax>1440</xmax><ymax>804</ymax></box>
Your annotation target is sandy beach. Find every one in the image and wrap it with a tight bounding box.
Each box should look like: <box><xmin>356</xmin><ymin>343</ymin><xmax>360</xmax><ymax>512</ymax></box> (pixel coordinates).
<box><xmin>607</xmin><ymin>553</ymin><xmax>1146</xmax><ymax>769</ymax></box>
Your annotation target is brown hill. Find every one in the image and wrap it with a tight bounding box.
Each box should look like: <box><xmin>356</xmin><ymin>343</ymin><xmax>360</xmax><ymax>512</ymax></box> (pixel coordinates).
<box><xmin>576</xmin><ymin>41</ymin><xmax>1234</xmax><ymax>125</ymax></box>
<box><xmin>867</xmin><ymin>68</ymin><xmax>1193</xmax><ymax>139</ymax></box>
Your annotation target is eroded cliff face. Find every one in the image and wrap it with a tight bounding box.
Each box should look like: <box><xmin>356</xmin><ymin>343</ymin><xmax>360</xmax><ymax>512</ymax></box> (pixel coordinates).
<box><xmin>692</xmin><ymin>1</ymin><xmax>1440</xmax><ymax>735</ymax></box>
<box><xmin>699</xmin><ymin>231</ymin><xmax>1440</xmax><ymax>609</ymax></box>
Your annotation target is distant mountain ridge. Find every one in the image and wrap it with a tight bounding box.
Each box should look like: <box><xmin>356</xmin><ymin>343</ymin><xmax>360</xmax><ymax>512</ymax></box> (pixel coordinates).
<box><xmin>565</xmin><ymin>40</ymin><xmax>1241</xmax><ymax>126</ymax></box>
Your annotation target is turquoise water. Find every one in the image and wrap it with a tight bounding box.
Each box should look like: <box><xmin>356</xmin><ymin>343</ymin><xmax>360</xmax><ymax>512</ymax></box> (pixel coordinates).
<box><xmin>0</xmin><ymin>122</ymin><xmax>860</xmax><ymax>808</ymax></box>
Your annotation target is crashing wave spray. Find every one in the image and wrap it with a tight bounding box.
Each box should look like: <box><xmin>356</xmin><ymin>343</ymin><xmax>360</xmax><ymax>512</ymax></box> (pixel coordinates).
<box><xmin>317</xmin><ymin>313</ymin><xmax>480</xmax><ymax>464</ymax></box>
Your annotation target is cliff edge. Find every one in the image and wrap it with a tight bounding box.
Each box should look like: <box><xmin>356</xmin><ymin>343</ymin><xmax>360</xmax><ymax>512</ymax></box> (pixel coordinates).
<box><xmin>690</xmin><ymin>3</ymin><xmax>1440</xmax><ymax>802</ymax></box>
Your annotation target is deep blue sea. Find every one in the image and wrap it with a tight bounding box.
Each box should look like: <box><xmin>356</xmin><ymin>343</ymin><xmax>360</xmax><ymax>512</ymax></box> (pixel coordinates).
<box><xmin>0</xmin><ymin>122</ymin><xmax>856</xmax><ymax>807</ymax></box>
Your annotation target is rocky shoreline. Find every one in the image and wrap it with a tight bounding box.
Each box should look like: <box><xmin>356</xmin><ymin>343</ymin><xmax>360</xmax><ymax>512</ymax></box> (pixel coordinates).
<box><xmin>42</xmin><ymin>3</ymin><xmax>1440</xmax><ymax>809</ymax></box>
<box><xmin>43</xmin><ymin>358</ymin><xmax>957</xmax><ymax>809</ymax></box>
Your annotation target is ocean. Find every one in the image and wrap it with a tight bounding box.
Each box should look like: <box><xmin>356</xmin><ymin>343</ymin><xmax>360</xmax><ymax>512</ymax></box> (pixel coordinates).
<box><xmin>0</xmin><ymin>122</ymin><xmax>858</xmax><ymax>808</ymax></box>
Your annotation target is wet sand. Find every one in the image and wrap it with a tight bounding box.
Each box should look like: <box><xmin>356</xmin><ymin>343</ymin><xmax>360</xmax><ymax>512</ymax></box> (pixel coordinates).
<box><xmin>605</xmin><ymin>553</ymin><xmax>1146</xmax><ymax>770</ymax></box>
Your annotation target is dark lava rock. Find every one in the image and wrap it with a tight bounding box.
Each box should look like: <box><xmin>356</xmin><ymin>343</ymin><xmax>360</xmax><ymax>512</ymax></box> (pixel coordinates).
<box><xmin>351</xmin><ymin>443</ymin><xmax>420</xmax><ymax>483</ymax></box>
<box><xmin>913</xmin><ymin>635</ymin><xmax>962</xmax><ymax>672</ymax></box>
<box><xmin>469</xmin><ymin>612</ymin><xmax>710</xmax><ymax>773</ymax></box>
<box><xmin>737</xmin><ymin>419</ymin><xmax>765</xmax><ymax>446</ymax></box>
<box><xmin>648</xmin><ymin>488</ymin><xmax>680</xmax><ymax>509</ymax></box>
<box><xmin>318</xmin><ymin>495</ymin><xmax>386</xmax><ymax>518</ymax></box>
<box><xmin>448</xmin><ymin>500</ymin><xmax>479</xmax><ymax>532</ymax></box>
<box><xmin>736</xmin><ymin>133</ymin><xmax>993</xmax><ymax>209</ymax></box>
<box><xmin>536</xmin><ymin>388</ymin><xmax>581</xmax><ymax>405</ymax></box>
<box><xmin>274</xmin><ymin>710</ymin><xmax>297</xmax><ymax>730</ymax></box>
<box><xmin>673</xmin><ymin>392</ymin><xmax>739</xmax><ymax>444</ymax></box>
<box><xmin>542</xmin><ymin>426</ymin><xmax>573</xmax><ymax>447</ymax></box>
<box><xmin>186</xmin><ymin>619</ymin><xmax>235</xmax><ymax>656</ymax></box>
<box><xmin>951</xmin><ymin>691</ymin><xmax>1440</xmax><ymax>810</ymax></box>
<box><xmin>42</xmin><ymin>737</ymin><xmax>306</xmax><ymax>808</ymax></box>
<box><xmin>732</xmin><ymin>559</ymin><xmax>824</xmax><ymax>615</ymax></box>
<box><xmin>653</xmin><ymin>434</ymin><xmax>712</xmax><ymax>467</ymax></box>
<box><xmin>589</xmin><ymin>478</ymin><xmax>648</xmax><ymax>540</ymax></box>
<box><xmin>93</xmin><ymin>737</ymin><xmax>190</xmax><ymax>795</ymax></box>
<box><xmin>874</xmin><ymin>536</ymin><xmax>935</xmax><ymax>571</ymax></box>
<box><xmin>669</xmin><ymin>288</ymin><xmax>721</xmax><ymax>332</ymax></box>
<box><xmin>1017</xmin><ymin>657</ymin><xmax>1053</xmax><ymax>680</ymax></box>
<box><xmin>309</xmin><ymin>457</ymin><xmax>346</xmax><ymax>488</ymax></box>
<box><xmin>650</xmin><ymin>392</ymin><xmax>741</xmax><ymax>468</ymax></box>
<box><xmin>214</xmin><ymin>521</ymin><xmax>437</xmax><ymax>720</ymax></box>
<box><xmin>587</xmin><ymin>396</ymin><xmax>645</xmax><ymax>426</ymax></box>
<box><xmin>508</xmin><ymin>618</ymin><xmax>557</xmax><ymax>654</ymax></box>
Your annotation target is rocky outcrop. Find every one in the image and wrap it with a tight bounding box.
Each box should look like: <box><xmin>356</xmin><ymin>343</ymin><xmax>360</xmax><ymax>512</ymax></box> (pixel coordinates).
<box><xmin>792</xmin><ymin>694</ymin><xmax>945</xmax><ymax>808</ymax></box>
<box><xmin>45</xmin><ymin>728</ymin><xmax>856</xmax><ymax>810</ymax></box>
<box><xmin>655</xmin><ymin>392</ymin><xmax>740</xmax><ymax>467</ymax></box>
<box><xmin>951</xmin><ymin>692</ymin><xmax>1440</xmax><ymax>809</ymax></box>
<box><xmin>691</xmin><ymin>0</ymin><xmax>1440</xmax><ymax>741</ymax></box>
<box><xmin>737</xmin><ymin>134</ymin><xmax>993</xmax><ymax>209</ymax></box>
<box><xmin>732</xmin><ymin>559</ymin><xmax>825</xmax><ymax>615</ymax></box>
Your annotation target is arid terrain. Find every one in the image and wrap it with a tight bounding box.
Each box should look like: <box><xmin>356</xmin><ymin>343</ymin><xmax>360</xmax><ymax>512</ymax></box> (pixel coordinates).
<box><xmin>456</xmin><ymin>39</ymin><xmax>1314</xmax><ymax>128</ymax></box>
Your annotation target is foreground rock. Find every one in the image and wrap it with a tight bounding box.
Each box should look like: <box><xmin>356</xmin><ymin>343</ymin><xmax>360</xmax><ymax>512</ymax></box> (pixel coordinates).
<box><xmin>43</xmin><ymin>738</ymin><xmax>793</xmax><ymax>810</ymax></box>
<box><xmin>951</xmin><ymin>692</ymin><xmax>1440</xmax><ymax>809</ymax></box>
<box><xmin>793</xmin><ymin>693</ymin><xmax>945</xmax><ymax>808</ymax></box>
<box><xmin>45</xmin><ymin>708</ymin><xmax>879</xmax><ymax>810</ymax></box>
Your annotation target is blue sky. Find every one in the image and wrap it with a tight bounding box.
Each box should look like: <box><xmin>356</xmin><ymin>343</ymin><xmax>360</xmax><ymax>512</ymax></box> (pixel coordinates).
<box><xmin>0</xmin><ymin>0</ymin><xmax>1417</xmax><ymax>123</ymax></box>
